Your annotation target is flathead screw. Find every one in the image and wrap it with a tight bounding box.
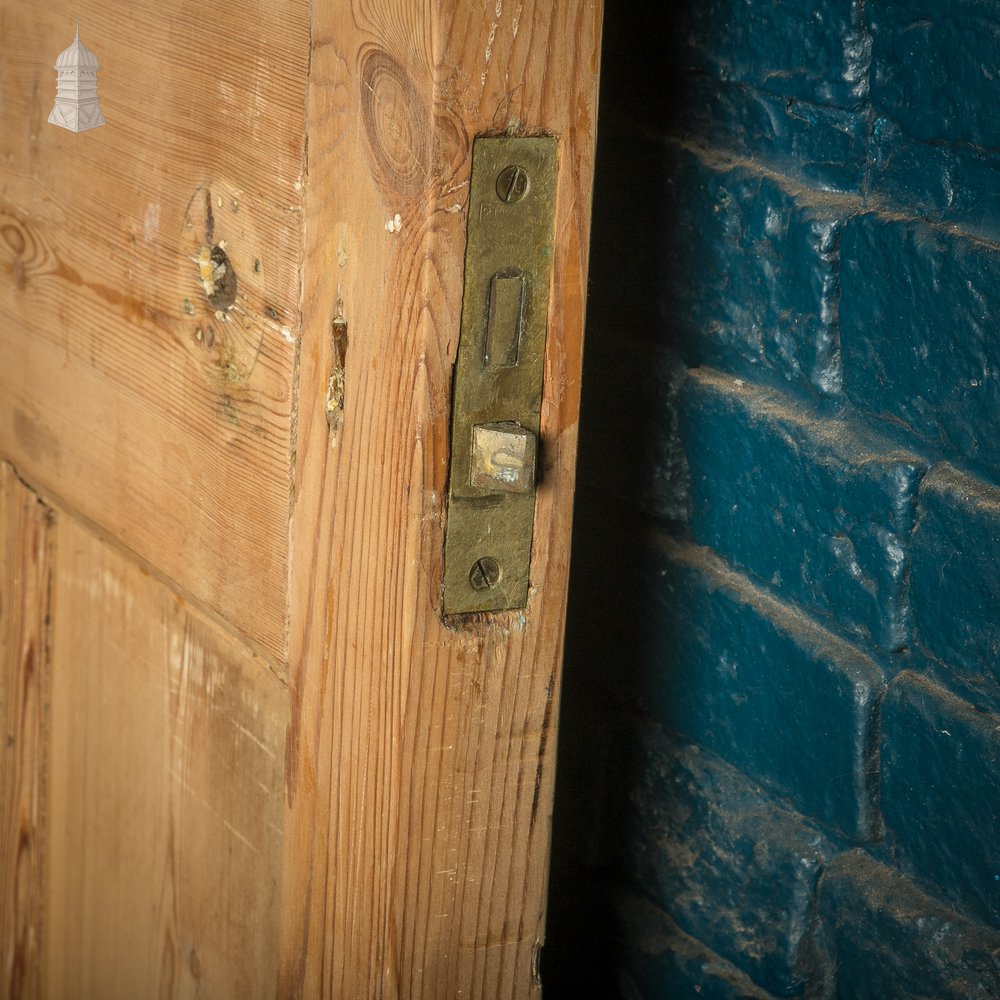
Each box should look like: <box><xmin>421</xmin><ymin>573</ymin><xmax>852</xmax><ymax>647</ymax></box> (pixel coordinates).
<box><xmin>496</xmin><ymin>165</ymin><xmax>529</xmax><ymax>203</ymax></box>
<box><xmin>469</xmin><ymin>557</ymin><xmax>502</xmax><ymax>591</ymax></box>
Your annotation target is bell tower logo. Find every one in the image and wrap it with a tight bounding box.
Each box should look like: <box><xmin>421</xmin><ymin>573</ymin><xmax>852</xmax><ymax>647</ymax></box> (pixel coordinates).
<box><xmin>48</xmin><ymin>21</ymin><xmax>105</xmax><ymax>133</ymax></box>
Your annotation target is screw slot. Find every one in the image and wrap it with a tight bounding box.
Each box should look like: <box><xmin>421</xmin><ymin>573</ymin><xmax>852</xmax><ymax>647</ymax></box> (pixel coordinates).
<box><xmin>496</xmin><ymin>165</ymin><xmax>529</xmax><ymax>203</ymax></box>
<box><xmin>469</xmin><ymin>557</ymin><xmax>502</xmax><ymax>591</ymax></box>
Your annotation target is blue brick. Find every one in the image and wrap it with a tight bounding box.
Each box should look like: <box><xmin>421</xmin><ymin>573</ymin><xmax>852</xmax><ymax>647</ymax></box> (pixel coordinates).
<box><xmin>616</xmin><ymin>890</ymin><xmax>783</xmax><ymax>1000</ymax></box>
<box><xmin>881</xmin><ymin>671</ymin><xmax>1000</xmax><ymax>928</ymax></box>
<box><xmin>869</xmin><ymin>0</ymin><xmax>1000</xmax><ymax>149</ymax></box>
<box><xmin>912</xmin><ymin>464</ymin><xmax>1000</xmax><ymax>691</ymax></box>
<box><xmin>625</xmin><ymin>726</ymin><xmax>834</xmax><ymax>996</ymax></box>
<box><xmin>673</xmin><ymin>80</ymin><xmax>869</xmax><ymax>193</ymax></box>
<box><xmin>644</xmin><ymin>537</ymin><xmax>885</xmax><ymax>839</ymax></box>
<box><xmin>682</xmin><ymin>368</ymin><xmax>926</xmax><ymax>651</ymax></box>
<box><xmin>664</xmin><ymin>0</ymin><xmax>870</xmax><ymax>110</ymax></box>
<box><xmin>841</xmin><ymin>215</ymin><xmax>1000</xmax><ymax>478</ymax></box>
<box><xmin>663</xmin><ymin>148</ymin><xmax>845</xmax><ymax>396</ymax></box>
<box><xmin>819</xmin><ymin>850</ymin><xmax>1000</xmax><ymax>999</ymax></box>
<box><xmin>868</xmin><ymin>118</ymin><xmax>1000</xmax><ymax>241</ymax></box>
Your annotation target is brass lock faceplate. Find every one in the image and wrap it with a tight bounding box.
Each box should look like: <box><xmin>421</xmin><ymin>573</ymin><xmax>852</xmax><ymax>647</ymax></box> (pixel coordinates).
<box><xmin>443</xmin><ymin>135</ymin><xmax>559</xmax><ymax>615</ymax></box>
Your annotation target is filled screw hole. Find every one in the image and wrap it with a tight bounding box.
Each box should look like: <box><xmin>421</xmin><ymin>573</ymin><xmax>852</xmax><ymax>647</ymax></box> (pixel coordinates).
<box><xmin>193</xmin><ymin>243</ymin><xmax>238</xmax><ymax>311</ymax></box>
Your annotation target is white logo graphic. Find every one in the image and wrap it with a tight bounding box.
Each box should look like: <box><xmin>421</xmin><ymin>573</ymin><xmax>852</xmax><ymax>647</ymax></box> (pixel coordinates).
<box><xmin>48</xmin><ymin>22</ymin><xmax>105</xmax><ymax>133</ymax></box>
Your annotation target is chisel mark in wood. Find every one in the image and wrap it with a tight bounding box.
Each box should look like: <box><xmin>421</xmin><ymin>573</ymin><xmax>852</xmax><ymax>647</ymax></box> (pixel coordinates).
<box><xmin>204</xmin><ymin>188</ymin><xmax>215</xmax><ymax>242</ymax></box>
<box><xmin>482</xmin><ymin>1</ymin><xmax>502</xmax><ymax>85</ymax></box>
<box><xmin>529</xmin><ymin>672</ymin><xmax>556</xmax><ymax>829</ymax></box>
<box><xmin>325</xmin><ymin>313</ymin><xmax>348</xmax><ymax>439</ymax></box>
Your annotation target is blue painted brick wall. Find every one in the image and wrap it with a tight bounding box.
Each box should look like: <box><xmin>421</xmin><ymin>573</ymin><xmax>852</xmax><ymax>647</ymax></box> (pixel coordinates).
<box><xmin>663</xmin><ymin>148</ymin><xmax>845</xmax><ymax>396</ymax></box>
<box><xmin>625</xmin><ymin>723</ymin><xmax>834</xmax><ymax>995</ymax></box>
<box><xmin>682</xmin><ymin>367</ymin><xmax>925</xmax><ymax>650</ymax></box>
<box><xmin>673</xmin><ymin>80</ymin><xmax>870</xmax><ymax>194</ymax></box>
<box><xmin>819</xmin><ymin>850</ymin><xmax>1000</xmax><ymax>1000</ymax></box>
<box><xmin>546</xmin><ymin>0</ymin><xmax>1000</xmax><ymax>995</ymax></box>
<box><xmin>616</xmin><ymin>891</ymin><xmax>783</xmax><ymax>1000</ymax></box>
<box><xmin>644</xmin><ymin>535</ymin><xmax>883</xmax><ymax>840</ymax></box>
<box><xmin>868</xmin><ymin>120</ymin><xmax>1000</xmax><ymax>238</ymax></box>
<box><xmin>866</xmin><ymin>0</ymin><xmax>1000</xmax><ymax>235</ymax></box>
<box><xmin>911</xmin><ymin>464</ymin><xmax>1000</xmax><ymax>693</ymax></box>
<box><xmin>665</xmin><ymin>0</ymin><xmax>869</xmax><ymax>110</ymax></box>
<box><xmin>868</xmin><ymin>0</ymin><xmax>1000</xmax><ymax>147</ymax></box>
<box><xmin>841</xmin><ymin>215</ymin><xmax>1000</xmax><ymax>479</ymax></box>
<box><xmin>881</xmin><ymin>671</ymin><xmax>1000</xmax><ymax>928</ymax></box>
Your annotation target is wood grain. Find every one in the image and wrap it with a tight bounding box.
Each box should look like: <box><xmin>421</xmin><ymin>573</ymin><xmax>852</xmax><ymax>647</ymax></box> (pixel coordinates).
<box><xmin>43</xmin><ymin>516</ymin><xmax>287</xmax><ymax>999</ymax></box>
<box><xmin>280</xmin><ymin>3</ymin><xmax>602</xmax><ymax>997</ymax></box>
<box><xmin>0</xmin><ymin>463</ymin><xmax>52</xmax><ymax>1000</ymax></box>
<box><xmin>2</xmin><ymin>2</ymin><xmax>600</xmax><ymax>994</ymax></box>
<box><xmin>0</xmin><ymin>0</ymin><xmax>309</xmax><ymax>660</ymax></box>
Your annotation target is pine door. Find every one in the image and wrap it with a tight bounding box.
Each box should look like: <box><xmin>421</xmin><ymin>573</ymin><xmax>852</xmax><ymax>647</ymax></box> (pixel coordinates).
<box><xmin>0</xmin><ymin>2</ymin><xmax>601</xmax><ymax>996</ymax></box>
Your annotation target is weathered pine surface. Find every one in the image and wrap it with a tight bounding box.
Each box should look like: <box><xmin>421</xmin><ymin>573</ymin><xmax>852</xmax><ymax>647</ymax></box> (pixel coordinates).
<box><xmin>43</xmin><ymin>516</ymin><xmax>287</xmax><ymax>999</ymax></box>
<box><xmin>0</xmin><ymin>463</ymin><xmax>52</xmax><ymax>1000</ymax></box>
<box><xmin>0</xmin><ymin>0</ymin><xmax>601</xmax><ymax>996</ymax></box>
<box><xmin>280</xmin><ymin>3</ymin><xmax>602</xmax><ymax>998</ymax></box>
<box><xmin>0</xmin><ymin>0</ymin><xmax>308</xmax><ymax>661</ymax></box>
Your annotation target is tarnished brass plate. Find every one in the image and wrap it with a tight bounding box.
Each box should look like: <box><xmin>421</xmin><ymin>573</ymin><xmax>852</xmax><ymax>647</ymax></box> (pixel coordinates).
<box><xmin>443</xmin><ymin>135</ymin><xmax>559</xmax><ymax>615</ymax></box>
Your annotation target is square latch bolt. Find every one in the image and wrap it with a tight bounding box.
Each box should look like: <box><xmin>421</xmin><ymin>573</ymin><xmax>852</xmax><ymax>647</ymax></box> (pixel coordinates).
<box><xmin>470</xmin><ymin>422</ymin><xmax>537</xmax><ymax>494</ymax></box>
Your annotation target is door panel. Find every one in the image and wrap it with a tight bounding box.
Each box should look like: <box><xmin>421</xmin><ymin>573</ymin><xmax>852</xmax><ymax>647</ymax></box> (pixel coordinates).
<box><xmin>44</xmin><ymin>516</ymin><xmax>287</xmax><ymax>998</ymax></box>
<box><xmin>0</xmin><ymin>0</ymin><xmax>308</xmax><ymax>659</ymax></box>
